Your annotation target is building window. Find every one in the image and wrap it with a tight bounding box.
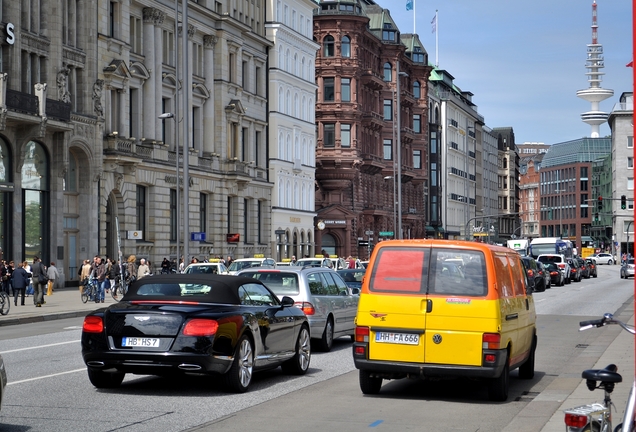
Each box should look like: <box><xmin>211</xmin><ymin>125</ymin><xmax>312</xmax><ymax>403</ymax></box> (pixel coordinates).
<box><xmin>130</xmin><ymin>16</ymin><xmax>142</xmax><ymax>54</ymax></box>
<box><xmin>341</xmin><ymin>35</ymin><xmax>351</xmax><ymax>57</ymax></box>
<box><xmin>341</xmin><ymin>124</ymin><xmax>351</xmax><ymax>148</ymax></box>
<box><xmin>628</xmin><ymin>136</ymin><xmax>633</xmax><ymax>148</ymax></box>
<box><xmin>200</xmin><ymin>193</ymin><xmax>207</xmax><ymax>235</ymax></box>
<box><xmin>136</xmin><ymin>185</ymin><xmax>146</xmax><ymax>237</ymax></box>
<box><xmin>170</xmin><ymin>189</ymin><xmax>177</xmax><ymax>241</ymax></box>
<box><xmin>383</xmin><ymin>99</ymin><xmax>392</xmax><ymax>120</ymax></box>
<box><xmin>413</xmin><ymin>81</ymin><xmax>420</xmax><ymax>99</ymax></box>
<box><xmin>324</xmin><ymin>77</ymin><xmax>335</xmax><ymax>101</ymax></box>
<box><xmin>341</xmin><ymin>78</ymin><xmax>351</xmax><ymax>102</ymax></box>
<box><xmin>413</xmin><ymin>150</ymin><xmax>421</xmax><ymax>169</ymax></box>
<box><xmin>383</xmin><ymin>139</ymin><xmax>392</xmax><ymax>160</ymax></box>
<box><xmin>383</xmin><ymin>62</ymin><xmax>392</xmax><ymax>81</ymax></box>
<box><xmin>323</xmin><ymin>35</ymin><xmax>334</xmax><ymax>57</ymax></box>
<box><xmin>413</xmin><ymin>114</ymin><xmax>421</xmax><ymax>133</ymax></box>
<box><xmin>323</xmin><ymin>123</ymin><xmax>335</xmax><ymax>147</ymax></box>
<box><xmin>629</xmin><ymin>157</ymin><xmax>634</xmax><ymax>169</ymax></box>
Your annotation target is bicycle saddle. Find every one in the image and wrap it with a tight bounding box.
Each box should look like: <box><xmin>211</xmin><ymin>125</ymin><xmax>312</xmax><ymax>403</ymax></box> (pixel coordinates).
<box><xmin>582</xmin><ymin>364</ymin><xmax>622</xmax><ymax>383</ymax></box>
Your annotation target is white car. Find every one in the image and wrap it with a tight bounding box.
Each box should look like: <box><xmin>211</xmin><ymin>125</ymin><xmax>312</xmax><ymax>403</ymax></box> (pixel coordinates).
<box><xmin>587</xmin><ymin>253</ymin><xmax>614</xmax><ymax>265</ymax></box>
<box><xmin>537</xmin><ymin>254</ymin><xmax>572</xmax><ymax>284</ymax></box>
<box><xmin>227</xmin><ymin>257</ymin><xmax>276</xmax><ymax>275</ymax></box>
<box><xmin>183</xmin><ymin>262</ymin><xmax>229</xmax><ymax>275</ymax></box>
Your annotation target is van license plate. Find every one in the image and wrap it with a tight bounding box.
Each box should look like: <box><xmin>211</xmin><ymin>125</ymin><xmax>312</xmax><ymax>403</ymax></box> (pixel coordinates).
<box><xmin>122</xmin><ymin>337</ymin><xmax>160</xmax><ymax>347</ymax></box>
<box><xmin>375</xmin><ymin>332</ymin><xmax>419</xmax><ymax>345</ymax></box>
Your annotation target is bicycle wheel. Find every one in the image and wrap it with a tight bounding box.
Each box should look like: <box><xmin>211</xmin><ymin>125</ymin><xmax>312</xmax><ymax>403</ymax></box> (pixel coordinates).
<box><xmin>0</xmin><ymin>292</ymin><xmax>10</xmax><ymax>315</ymax></box>
<box><xmin>110</xmin><ymin>283</ymin><xmax>122</xmax><ymax>301</ymax></box>
<box><xmin>81</xmin><ymin>288</ymin><xmax>89</xmax><ymax>303</ymax></box>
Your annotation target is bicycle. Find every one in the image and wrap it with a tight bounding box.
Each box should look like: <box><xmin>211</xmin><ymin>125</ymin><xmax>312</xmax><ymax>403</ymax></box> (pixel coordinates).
<box><xmin>0</xmin><ymin>290</ymin><xmax>9</xmax><ymax>315</ymax></box>
<box><xmin>110</xmin><ymin>275</ymin><xmax>127</xmax><ymax>301</ymax></box>
<box><xmin>81</xmin><ymin>278</ymin><xmax>98</xmax><ymax>304</ymax></box>
<box><xmin>564</xmin><ymin>313</ymin><xmax>636</xmax><ymax>432</ymax></box>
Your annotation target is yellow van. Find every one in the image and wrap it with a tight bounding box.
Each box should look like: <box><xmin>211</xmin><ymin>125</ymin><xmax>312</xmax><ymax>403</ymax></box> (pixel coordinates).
<box><xmin>352</xmin><ymin>239</ymin><xmax>537</xmax><ymax>401</ymax></box>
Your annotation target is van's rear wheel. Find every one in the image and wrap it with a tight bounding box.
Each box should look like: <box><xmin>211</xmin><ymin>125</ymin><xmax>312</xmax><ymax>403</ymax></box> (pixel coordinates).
<box><xmin>359</xmin><ymin>370</ymin><xmax>382</xmax><ymax>395</ymax></box>
<box><xmin>488</xmin><ymin>359</ymin><xmax>509</xmax><ymax>401</ymax></box>
<box><xmin>519</xmin><ymin>336</ymin><xmax>536</xmax><ymax>379</ymax></box>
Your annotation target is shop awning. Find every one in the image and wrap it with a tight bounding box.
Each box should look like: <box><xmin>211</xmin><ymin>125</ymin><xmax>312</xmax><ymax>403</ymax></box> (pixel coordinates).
<box><xmin>581</xmin><ymin>236</ymin><xmax>594</xmax><ymax>243</ymax></box>
<box><xmin>425</xmin><ymin>226</ymin><xmax>435</xmax><ymax>231</ymax></box>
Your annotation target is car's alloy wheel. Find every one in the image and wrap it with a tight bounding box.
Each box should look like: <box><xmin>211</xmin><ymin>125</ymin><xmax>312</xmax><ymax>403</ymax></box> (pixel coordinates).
<box><xmin>317</xmin><ymin>317</ymin><xmax>334</xmax><ymax>352</ymax></box>
<box><xmin>282</xmin><ymin>325</ymin><xmax>311</xmax><ymax>375</ymax></box>
<box><xmin>222</xmin><ymin>336</ymin><xmax>254</xmax><ymax>393</ymax></box>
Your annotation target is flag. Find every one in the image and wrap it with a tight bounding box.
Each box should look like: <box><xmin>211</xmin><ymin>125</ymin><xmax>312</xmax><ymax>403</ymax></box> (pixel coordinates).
<box><xmin>406</xmin><ymin>0</ymin><xmax>413</xmax><ymax>11</ymax></box>
<box><xmin>431</xmin><ymin>15</ymin><xmax>437</xmax><ymax>33</ymax></box>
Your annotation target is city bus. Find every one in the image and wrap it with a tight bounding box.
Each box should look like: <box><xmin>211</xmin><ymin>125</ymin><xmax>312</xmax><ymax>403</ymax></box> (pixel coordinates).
<box><xmin>528</xmin><ymin>237</ymin><xmax>574</xmax><ymax>259</ymax></box>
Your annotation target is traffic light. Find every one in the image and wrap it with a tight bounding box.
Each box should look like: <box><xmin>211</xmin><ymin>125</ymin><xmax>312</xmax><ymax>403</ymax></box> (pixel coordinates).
<box><xmin>597</xmin><ymin>196</ymin><xmax>603</xmax><ymax>210</ymax></box>
<box><xmin>621</xmin><ymin>195</ymin><xmax>627</xmax><ymax>210</ymax></box>
<box><xmin>594</xmin><ymin>213</ymin><xmax>599</xmax><ymax>222</ymax></box>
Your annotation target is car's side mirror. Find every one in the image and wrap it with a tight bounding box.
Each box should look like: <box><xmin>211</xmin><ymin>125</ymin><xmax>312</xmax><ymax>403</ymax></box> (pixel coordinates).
<box><xmin>351</xmin><ymin>288</ymin><xmax>360</xmax><ymax>295</ymax></box>
<box><xmin>280</xmin><ymin>296</ymin><xmax>295</xmax><ymax>307</ymax></box>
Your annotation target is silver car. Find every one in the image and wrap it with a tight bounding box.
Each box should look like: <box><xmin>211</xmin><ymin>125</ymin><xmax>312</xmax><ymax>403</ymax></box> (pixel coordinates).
<box><xmin>238</xmin><ymin>267</ymin><xmax>358</xmax><ymax>351</ymax></box>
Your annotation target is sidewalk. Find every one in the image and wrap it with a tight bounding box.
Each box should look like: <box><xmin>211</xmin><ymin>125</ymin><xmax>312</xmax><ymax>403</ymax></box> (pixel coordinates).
<box><xmin>0</xmin><ymin>286</ymin><xmax>119</xmax><ymax>326</ymax></box>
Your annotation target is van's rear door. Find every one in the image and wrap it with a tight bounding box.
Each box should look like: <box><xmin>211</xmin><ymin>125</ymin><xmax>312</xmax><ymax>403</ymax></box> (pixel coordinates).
<box><xmin>363</xmin><ymin>246</ymin><xmax>430</xmax><ymax>363</ymax></box>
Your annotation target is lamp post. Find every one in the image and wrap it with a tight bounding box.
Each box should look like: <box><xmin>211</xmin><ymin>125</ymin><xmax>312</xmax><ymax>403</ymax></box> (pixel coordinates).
<box><xmin>159</xmin><ymin>112</ymin><xmax>179</xmax><ymax>267</ymax></box>
<box><xmin>396</xmin><ymin>63</ymin><xmax>408</xmax><ymax>239</ymax></box>
<box><xmin>181</xmin><ymin>0</ymin><xmax>190</xmax><ymax>263</ymax></box>
<box><xmin>384</xmin><ymin>176</ymin><xmax>397</xmax><ymax>239</ymax></box>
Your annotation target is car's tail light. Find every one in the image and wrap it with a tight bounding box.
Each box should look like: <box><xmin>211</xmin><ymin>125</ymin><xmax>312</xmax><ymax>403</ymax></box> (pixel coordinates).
<box><xmin>83</xmin><ymin>316</ymin><xmax>104</xmax><ymax>333</ymax></box>
<box><xmin>550</xmin><ymin>271</ymin><xmax>559</xmax><ymax>276</ymax></box>
<box><xmin>557</xmin><ymin>263</ymin><xmax>566</xmax><ymax>270</ymax></box>
<box><xmin>564</xmin><ymin>413</ymin><xmax>589</xmax><ymax>428</ymax></box>
<box><xmin>295</xmin><ymin>301</ymin><xmax>315</xmax><ymax>315</ymax></box>
<box><xmin>183</xmin><ymin>319</ymin><xmax>219</xmax><ymax>336</ymax></box>
<box><xmin>482</xmin><ymin>333</ymin><xmax>501</xmax><ymax>349</ymax></box>
<box><xmin>484</xmin><ymin>354</ymin><xmax>497</xmax><ymax>363</ymax></box>
<box><xmin>527</xmin><ymin>270</ymin><xmax>534</xmax><ymax>277</ymax></box>
<box><xmin>355</xmin><ymin>326</ymin><xmax>370</xmax><ymax>343</ymax></box>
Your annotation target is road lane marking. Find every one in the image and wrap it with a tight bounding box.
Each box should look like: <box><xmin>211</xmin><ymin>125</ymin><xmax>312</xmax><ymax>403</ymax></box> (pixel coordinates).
<box><xmin>7</xmin><ymin>368</ymin><xmax>86</xmax><ymax>385</ymax></box>
<box><xmin>0</xmin><ymin>340</ymin><xmax>80</xmax><ymax>354</ymax></box>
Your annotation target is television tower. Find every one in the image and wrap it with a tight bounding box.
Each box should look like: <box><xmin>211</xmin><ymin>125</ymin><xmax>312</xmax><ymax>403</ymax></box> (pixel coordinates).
<box><xmin>576</xmin><ymin>1</ymin><xmax>613</xmax><ymax>138</ymax></box>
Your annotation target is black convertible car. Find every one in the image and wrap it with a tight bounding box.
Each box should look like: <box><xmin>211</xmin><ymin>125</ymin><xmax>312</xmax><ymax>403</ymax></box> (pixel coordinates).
<box><xmin>81</xmin><ymin>274</ymin><xmax>311</xmax><ymax>392</ymax></box>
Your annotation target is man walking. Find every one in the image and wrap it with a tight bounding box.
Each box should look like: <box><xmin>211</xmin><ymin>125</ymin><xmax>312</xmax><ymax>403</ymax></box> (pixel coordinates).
<box><xmin>12</xmin><ymin>261</ymin><xmax>29</xmax><ymax>306</ymax></box>
<box><xmin>30</xmin><ymin>256</ymin><xmax>47</xmax><ymax>307</ymax></box>
<box><xmin>46</xmin><ymin>261</ymin><xmax>60</xmax><ymax>296</ymax></box>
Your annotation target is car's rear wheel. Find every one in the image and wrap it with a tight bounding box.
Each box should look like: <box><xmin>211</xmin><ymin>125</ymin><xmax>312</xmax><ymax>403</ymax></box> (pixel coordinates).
<box><xmin>317</xmin><ymin>317</ymin><xmax>334</xmax><ymax>352</ymax></box>
<box><xmin>222</xmin><ymin>336</ymin><xmax>254</xmax><ymax>393</ymax></box>
<box><xmin>359</xmin><ymin>370</ymin><xmax>382</xmax><ymax>395</ymax></box>
<box><xmin>560</xmin><ymin>276</ymin><xmax>565</xmax><ymax>286</ymax></box>
<box><xmin>488</xmin><ymin>358</ymin><xmax>509</xmax><ymax>402</ymax></box>
<box><xmin>518</xmin><ymin>336</ymin><xmax>536</xmax><ymax>379</ymax></box>
<box><xmin>608</xmin><ymin>259</ymin><xmax>613</xmax><ymax>265</ymax></box>
<box><xmin>87</xmin><ymin>368</ymin><xmax>125</xmax><ymax>388</ymax></box>
<box><xmin>565</xmin><ymin>275</ymin><xmax>571</xmax><ymax>284</ymax></box>
<box><xmin>282</xmin><ymin>325</ymin><xmax>311</xmax><ymax>375</ymax></box>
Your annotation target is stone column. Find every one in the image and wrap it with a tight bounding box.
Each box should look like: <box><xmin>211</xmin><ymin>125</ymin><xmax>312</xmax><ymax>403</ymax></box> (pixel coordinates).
<box><xmin>142</xmin><ymin>8</ymin><xmax>156</xmax><ymax>141</ymax></box>
<box><xmin>154</xmin><ymin>10</ymin><xmax>165</xmax><ymax>138</ymax></box>
<box><xmin>202</xmin><ymin>35</ymin><xmax>217</xmax><ymax>155</ymax></box>
<box><xmin>186</xmin><ymin>25</ymin><xmax>196</xmax><ymax>152</ymax></box>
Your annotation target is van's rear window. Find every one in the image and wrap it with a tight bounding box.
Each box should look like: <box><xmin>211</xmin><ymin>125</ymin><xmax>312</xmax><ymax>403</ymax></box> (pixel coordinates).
<box><xmin>369</xmin><ymin>248</ymin><xmax>427</xmax><ymax>293</ymax></box>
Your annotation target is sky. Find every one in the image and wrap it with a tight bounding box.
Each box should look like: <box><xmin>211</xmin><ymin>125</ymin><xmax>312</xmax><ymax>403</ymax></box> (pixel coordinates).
<box><xmin>375</xmin><ymin>0</ymin><xmax>633</xmax><ymax>145</ymax></box>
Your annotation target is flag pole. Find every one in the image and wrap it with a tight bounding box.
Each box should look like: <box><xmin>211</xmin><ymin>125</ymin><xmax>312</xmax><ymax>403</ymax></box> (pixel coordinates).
<box><xmin>413</xmin><ymin>0</ymin><xmax>416</xmax><ymax>34</ymax></box>
<box><xmin>435</xmin><ymin>10</ymin><xmax>439</xmax><ymax>67</ymax></box>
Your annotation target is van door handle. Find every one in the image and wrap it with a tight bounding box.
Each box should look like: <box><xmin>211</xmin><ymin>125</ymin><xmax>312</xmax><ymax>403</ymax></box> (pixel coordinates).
<box><xmin>505</xmin><ymin>313</ymin><xmax>518</xmax><ymax>321</ymax></box>
<box><xmin>525</xmin><ymin>298</ymin><xmax>529</xmax><ymax>310</ymax></box>
<box><xmin>426</xmin><ymin>299</ymin><xmax>433</xmax><ymax>313</ymax></box>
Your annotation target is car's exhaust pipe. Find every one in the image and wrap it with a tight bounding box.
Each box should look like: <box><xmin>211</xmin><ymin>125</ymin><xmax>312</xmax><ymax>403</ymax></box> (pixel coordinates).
<box><xmin>178</xmin><ymin>363</ymin><xmax>202</xmax><ymax>371</ymax></box>
<box><xmin>87</xmin><ymin>361</ymin><xmax>105</xmax><ymax>367</ymax></box>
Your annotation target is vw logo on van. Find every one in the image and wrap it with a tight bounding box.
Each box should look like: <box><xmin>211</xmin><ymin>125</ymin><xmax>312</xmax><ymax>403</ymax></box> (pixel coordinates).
<box><xmin>432</xmin><ymin>334</ymin><xmax>442</xmax><ymax>344</ymax></box>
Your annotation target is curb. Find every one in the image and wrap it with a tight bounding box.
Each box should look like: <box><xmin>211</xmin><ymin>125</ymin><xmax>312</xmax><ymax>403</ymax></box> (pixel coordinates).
<box><xmin>0</xmin><ymin>310</ymin><xmax>90</xmax><ymax>327</ymax></box>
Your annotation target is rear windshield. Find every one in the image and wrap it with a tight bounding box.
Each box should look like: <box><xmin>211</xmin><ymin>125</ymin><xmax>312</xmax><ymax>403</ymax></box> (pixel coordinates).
<box><xmin>228</xmin><ymin>260</ymin><xmax>263</xmax><ymax>272</ymax></box>
<box><xmin>538</xmin><ymin>255</ymin><xmax>562</xmax><ymax>264</ymax></box>
<box><xmin>240</xmin><ymin>271</ymin><xmax>300</xmax><ymax>295</ymax></box>
<box><xmin>368</xmin><ymin>247</ymin><xmax>487</xmax><ymax>297</ymax></box>
<box><xmin>125</xmin><ymin>282</ymin><xmax>238</xmax><ymax>304</ymax></box>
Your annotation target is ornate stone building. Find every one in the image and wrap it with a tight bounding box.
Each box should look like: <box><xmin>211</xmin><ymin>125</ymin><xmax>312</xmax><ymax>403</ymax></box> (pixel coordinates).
<box><xmin>313</xmin><ymin>0</ymin><xmax>431</xmax><ymax>259</ymax></box>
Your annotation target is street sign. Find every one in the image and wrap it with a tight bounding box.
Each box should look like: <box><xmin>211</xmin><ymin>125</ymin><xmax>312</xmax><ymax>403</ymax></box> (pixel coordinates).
<box><xmin>358</xmin><ymin>240</ymin><xmax>369</xmax><ymax>246</ymax></box>
<box><xmin>365</xmin><ymin>230</ymin><xmax>374</xmax><ymax>236</ymax></box>
<box><xmin>274</xmin><ymin>229</ymin><xmax>286</xmax><ymax>235</ymax></box>
<box><xmin>191</xmin><ymin>232</ymin><xmax>206</xmax><ymax>241</ymax></box>
<box><xmin>379</xmin><ymin>231</ymin><xmax>393</xmax><ymax>236</ymax></box>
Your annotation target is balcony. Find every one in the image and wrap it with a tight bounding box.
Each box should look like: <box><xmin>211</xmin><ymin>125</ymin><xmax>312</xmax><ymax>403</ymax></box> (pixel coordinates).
<box><xmin>360</xmin><ymin>71</ymin><xmax>385</xmax><ymax>91</ymax></box>
<box><xmin>362</xmin><ymin>110</ymin><xmax>384</xmax><ymax>131</ymax></box>
<box><xmin>360</xmin><ymin>153</ymin><xmax>385</xmax><ymax>175</ymax></box>
<box><xmin>316</xmin><ymin>158</ymin><xmax>357</xmax><ymax>191</ymax></box>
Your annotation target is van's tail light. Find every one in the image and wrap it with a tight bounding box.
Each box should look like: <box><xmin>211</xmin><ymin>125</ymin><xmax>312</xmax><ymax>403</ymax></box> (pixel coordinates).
<box><xmin>355</xmin><ymin>326</ymin><xmax>370</xmax><ymax>343</ymax></box>
<box><xmin>564</xmin><ymin>413</ymin><xmax>589</xmax><ymax>428</ymax></box>
<box><xmin>482</xmin><ymin>333</ymin><xmax>501</xmax><ymax>350</ymax></box>
<box><xmin>295</xmin><ymin>301</ymin><xmax>315</xmax><ymax>315</ymax></box>
<box><xmin>183</xmin><ymin>319</ymin><xmax>219</xmax><ymax>336</ymax></box>
<box><xmin>83</xmin><ymin>316</ymin><xmax>104</xmax><ymax>333</ymax></box>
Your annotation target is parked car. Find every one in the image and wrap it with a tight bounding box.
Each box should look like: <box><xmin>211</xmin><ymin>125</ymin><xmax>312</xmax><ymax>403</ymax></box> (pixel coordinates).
<box><xmin>536</xmin><ymin>261</ymin><xmax>551</xmax><ymax>289</ymax></box>
<box><xmin>620</xmin><ymin>258</ymin><xmax>635</xmax><ymax>279</ymax></box>
<box><xmin>0</xmin><ymin>353</ymin><xmax>6</xmax><ymax>411</ymax></box>
<box><xmin>520</xmin><ymin>256</ymin><xmax>546</xmax><ymax>292</ymax></box>
<box><xmin>336</xmin><ymin>268</ymin><xmax>366</xmax><ymax>293</ymax></box>
<box><xmin>544</xmin><ymin>262</ymin><xmax>565</xmax><ymax>286</ymax></box>
<box><xmin>227</xmin><ymin>256</ymin><xmax>277</xmax><ymax>275</ymax></box>
<box><xmin>537</xmin><ymin>254</ymin><xmax>572</xmax><ymax>284</ymax></box>
<box><xmin>575</xmin><ymin>257</ymin><xmax>590</xmax><ymax>279</ymax></box>
<box><xmin>81</xmin><ymin>274</ymin><xmax>311</xmax><ymax>392</ymax></box>
<box><xmin>585</xmin><ymin>258</ymin><xmax>598</xmax><ymax>278</ymax></box>
<box><xmin>566</xmin><ymin>258</ymin><xmax>582</xmax><ymax>282</ymax></box>
<box><xmin>238</xmin><ymin>266</ymin><xmax>358</xmax><ymax>351</ymax></box>
<box><xmin>588</xmin><ymin>253</ymin><xmax>614</xmax><ymax>265</ymax></box>
<box><xmin>183</xmin><ymin>261</ymin><xmax>229</xmax><ymax>275</ymax></box>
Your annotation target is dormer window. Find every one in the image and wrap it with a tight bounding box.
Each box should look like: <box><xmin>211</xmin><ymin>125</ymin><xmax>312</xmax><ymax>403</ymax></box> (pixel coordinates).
<box><xmin>412</xmin><ymin>47</ymin><xmax>425</xmax><ymax>63</ymax></box>
<box><xmin>382</xmin><ymin>23</ymin><xmax>396</xmax><ymax>41</ymax></box>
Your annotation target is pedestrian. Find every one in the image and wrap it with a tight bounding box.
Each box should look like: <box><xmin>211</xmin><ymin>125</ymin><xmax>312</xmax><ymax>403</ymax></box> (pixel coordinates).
<box><xmin>226</xmin><ymin>256</ymin><xmax>233</xmax><ymax>267</ymax></box>
<box><xmin>30</xmin><ymin>256</ymin><xmax>47</xmax><ymax>307</ymax></box>
<box><xmin>161</xmin><ymin>257</ymin><xmax>171</xmax><ymax>274</ymax></box>
<box><xmin>291</xmin><ymin>255</ymin><xmax>297</xmax><ymax>265</ymax></box>
<box><xmin>178</xmin><ymin>257</ymin><xmax>185</xmax><ymax>273</ymax></box>
<box><xmin>80</xmin><ymin>259</ymin><xmax>91</xmax><ymax>294</ymax></box>
<box><xmin>109</xmin><ymin>259</ymin><xmax>121</xmax><ymax>298</ymax></box>
<box><xmin>0</xmin><ymin>260</ymin><xmax>8</xmax><ymax>297</ymax></box>
<box><xmin>137</xmin><ymin>258</ymin><xmax>150</xmax><ymax>279</ymax></box>
<box><xmin>346</xmin><ymin>256</ymin><xmax>356</xmax><ymax>269</ymax></box>
<box><xmin>91</xmin><ymin>256</ymin><xmax>107</xmax><ymax>303</ymax></box>
<box><xmin>126</xmin><ymin>255</ymin><xmax>137</xmax><ymax>283</ymax></box>
<box><xmin>5</xmin><ymin>260</ymin><xmax>14</xmax><ymax>296</ymax></box>
<box><xmin>46</xmin><ymin>261</ymin><xmax>60</xmax><ymax>296</ymax></box>
<box><xmin>11</xmin><ymin>261</ymin><xmax>29</xmax><ymax>306</ymax></box>
<box><xmin>24</xmin><ymin>260</ymin><xmax>33</xmax><ymax>297</ymax></box>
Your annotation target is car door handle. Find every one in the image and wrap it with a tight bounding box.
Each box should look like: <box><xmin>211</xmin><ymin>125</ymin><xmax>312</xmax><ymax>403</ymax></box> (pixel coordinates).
<box><xmin>506</xmin><ymin>313</ymin><xmax>519</xmax><ymax>321</ymax></box>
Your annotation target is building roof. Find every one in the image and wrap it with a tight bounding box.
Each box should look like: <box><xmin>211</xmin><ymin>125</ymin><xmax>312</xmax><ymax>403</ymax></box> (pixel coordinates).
<box><xmin>541</xmin><ymin>137</ymin><xmax>611</xmax><ymax>168</ymax></box>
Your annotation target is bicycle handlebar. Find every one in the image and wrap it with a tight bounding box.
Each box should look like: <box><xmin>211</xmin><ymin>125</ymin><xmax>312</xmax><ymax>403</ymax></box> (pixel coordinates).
<box><xmin>579</xmin><ymin>313</ymin><xmax>636</xmax><ymax>335</ymax></box>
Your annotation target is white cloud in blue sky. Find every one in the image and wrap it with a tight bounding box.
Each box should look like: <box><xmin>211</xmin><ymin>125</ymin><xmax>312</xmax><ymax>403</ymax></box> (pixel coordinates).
<box><xmin>378</xmin><ymin>0</ymin><xmax>632</xmax><ymax>144</ymax></box>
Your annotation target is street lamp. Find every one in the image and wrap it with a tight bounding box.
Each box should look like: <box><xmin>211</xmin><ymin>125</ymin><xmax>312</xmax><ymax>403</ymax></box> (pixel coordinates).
<box><xmin>159</xmin><ymin>112</ymin><xmax>179</xmax><ymax>267</ymax></box>
<box><xmin>384</xmin><ymin>176</ymin><xmax>397</xmax><ymax>239</ymax></box>
<box><xmin>395</xmin><ymin>63</ymin><xmax>408</xmax><ymax>239</ymax></box>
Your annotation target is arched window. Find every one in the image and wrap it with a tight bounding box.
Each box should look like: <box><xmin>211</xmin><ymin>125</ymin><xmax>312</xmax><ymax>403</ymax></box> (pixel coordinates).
<box><xmin>341</xmin><ymin>35</ymin><xmax>351</xmax><ymax>58</ymax></box>
<box><xmin>413</xmin><ymin>81</ymin><xmax>421</xmax><ymax>99</ymax></box>
<box><xmin>278</xmin><ymin>45</ymin><xmax>284</xmax><ymax>69</ymax></box>
<box><xmin>301</xmin><ymin>57</ymin><xmax>306</xmax><ymax>79</ymax></box>
<box><xmin>293</xmin><ymin>53</ymin><xmax>298</xmax><ymax>75</ymax></box>
<box><xmin>278</xmin><ymin>132</ymin><xmax>284</xmax><ymax>158</ymax></box>
<box><xmin>278</xmin><ymin>87</ymin><xmax>284</xmax><ymax>112</ymax></box>
<box><xmin>383</xmin><ymin>62</ymin><xmax>392</xmax><ymax>81</ymax></box>
<box><xmin>323</xmin><ymin>35</ymin><xmax>334</xmax><ymax>57</ymax></box>
<box><xmin>286</xmin><ymin>48</ymin><xmax>291</xmax><ymax>71</ymax></box>
<box><xmin>22</xmin><ymin>141</ymin><xmax>49</xmax><ymax>262</ymax></box>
